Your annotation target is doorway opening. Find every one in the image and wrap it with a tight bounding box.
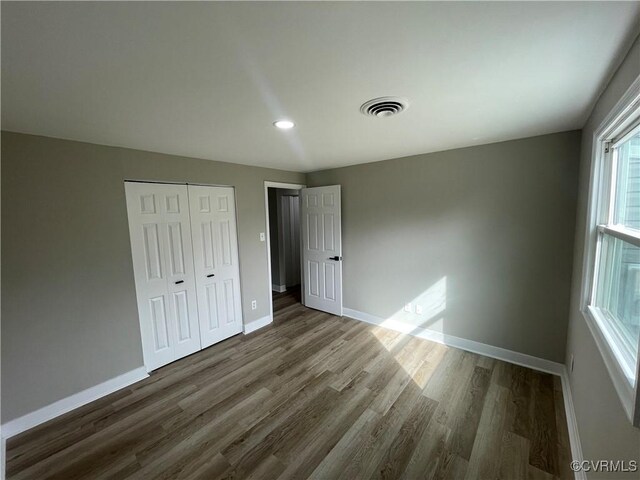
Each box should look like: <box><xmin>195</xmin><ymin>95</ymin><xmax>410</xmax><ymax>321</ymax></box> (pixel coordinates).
<box><xmin>264</xmin><ymin>181</ymin><xmax>305</xmax><ymax>321</ymax></box>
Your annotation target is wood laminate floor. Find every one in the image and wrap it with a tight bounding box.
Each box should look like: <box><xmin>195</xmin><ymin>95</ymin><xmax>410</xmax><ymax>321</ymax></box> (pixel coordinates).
<box><xmin>7</xmin><ymin>289</ymin><xmax>572</xmax><ymax>479</ymax></box>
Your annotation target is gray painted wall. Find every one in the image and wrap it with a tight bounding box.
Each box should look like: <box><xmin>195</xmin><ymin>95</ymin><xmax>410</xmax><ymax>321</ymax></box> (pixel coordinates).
<box><xmin>308</xmin><ymin>131</ymin><xmax>580</xmax><ymax>363</ymax></box>
<box><xmin>565</xmin><ymin>34</ymin><xmax>640</xmax><ymax>477</ymax></box>
<box><xmin>1</xmin><ymin>132</ymin><xmax>304</xmax><ymax>422</ymax></box>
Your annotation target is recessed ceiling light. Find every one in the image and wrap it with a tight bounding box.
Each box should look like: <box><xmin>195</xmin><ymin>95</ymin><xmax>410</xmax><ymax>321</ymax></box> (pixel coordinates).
<box><xmin>273</xmin><ymin>120</ymin><xmax>295</xmax><ymax>129</ymax></box>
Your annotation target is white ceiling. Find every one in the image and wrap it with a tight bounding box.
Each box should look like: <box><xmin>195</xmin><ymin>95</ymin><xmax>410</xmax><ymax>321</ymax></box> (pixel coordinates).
<box><xmin>2</xmin><ymin>2</ymin><xmax>639</xmax><ymax>172</ymax></box>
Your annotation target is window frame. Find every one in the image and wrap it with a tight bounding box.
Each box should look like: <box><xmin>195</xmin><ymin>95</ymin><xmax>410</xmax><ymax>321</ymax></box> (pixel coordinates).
<box><xmin>581</xmin><ymin>75</ymin><xmax>640</xmax><ymax>427</ymax></box>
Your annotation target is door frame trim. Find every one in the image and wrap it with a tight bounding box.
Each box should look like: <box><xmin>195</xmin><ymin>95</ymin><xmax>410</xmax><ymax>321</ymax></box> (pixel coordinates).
<box><xmin>264</xmin><ymin>181</ymin><xmax>306</xmax><ymax>325</ymax></box>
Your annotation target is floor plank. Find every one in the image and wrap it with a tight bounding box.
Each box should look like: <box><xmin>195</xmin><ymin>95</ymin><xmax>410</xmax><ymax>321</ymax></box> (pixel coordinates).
<box><xmin>7</xmin><ymin>288</ymin><xmax>573</xmax><ymax>479</ymax></box>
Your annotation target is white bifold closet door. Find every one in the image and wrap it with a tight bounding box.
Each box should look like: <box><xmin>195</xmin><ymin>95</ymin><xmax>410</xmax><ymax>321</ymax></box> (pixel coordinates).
<box><xmin>125</xmin><ymin>182</ymin><xmax>202</xmax><ymax>371</ymax></box>
<box><xmin>188</xmin><ymin>185</ymin><xmax>243</xmax><ymax>348</ymax></box>
<box><xmin>125</xmin><ymin>182</ymin><xmax>243</xmax><ymax>371</ymax></box>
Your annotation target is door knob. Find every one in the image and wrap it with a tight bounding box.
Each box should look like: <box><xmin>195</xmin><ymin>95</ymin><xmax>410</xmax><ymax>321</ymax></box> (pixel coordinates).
<box><xmin>328</xmin><ymin>256</ymin><xmax>342</xmax><ymax>261</ymax></box>
<box><xmin>175</xmin><ymin>280</ymin><xmax>184</xmax><ymax>285</ymax></box>
<box><xmin>207</xmin><ymin>274</ymin><xmax>215</xmax><ymax>278</ymax></box>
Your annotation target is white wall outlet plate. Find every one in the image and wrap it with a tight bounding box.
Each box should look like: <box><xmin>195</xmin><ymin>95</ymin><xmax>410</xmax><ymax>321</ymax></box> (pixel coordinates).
<box><xmin>259</xmin><ymin>232</ymin><xmax>266</xmax><ymax>242</ymax></box>
<box><xmin>415</xmin><ymin>304</ymin><xmax>423</xmax><ymax>315</ymax></box>
<box><xmin>404</xmin><ymin>303</ymin><xmax>412</xmax><ymax>313</ymax></box>
<box><xmin>251</xmin><ymin>300</ymin><xmax>257</xmax><ymax>310</ymax></box>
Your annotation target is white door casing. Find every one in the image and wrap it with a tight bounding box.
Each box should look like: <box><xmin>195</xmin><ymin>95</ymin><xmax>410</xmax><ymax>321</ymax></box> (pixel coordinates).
<box><xmin>188</xmin><ymin>185</ymin><xmax>243</xmax><ymax>347</ymax></box>
<box><xmin>301</xmin><ymin>185</ymin><xmax>343</xmax><ymax>316</ymax></box>
<box><xmin>125</xmin><ymin>182</ymin><xmax>202</xmax><ymax>371</ymax></box>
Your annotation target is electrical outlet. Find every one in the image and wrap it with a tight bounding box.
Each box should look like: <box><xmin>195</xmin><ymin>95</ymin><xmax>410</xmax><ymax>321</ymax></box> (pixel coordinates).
<box><xmin>251</xmin><ymin>300</ymin><xmax>257</xmax><ymax>310</ymax></box>
<box><xmin>259</xmin><ymin>232</ymin><xmax>266</xmax><ymax>242</ymax></box>
<box><xmin>415</xmin><ymin>304</ymin><xmax>423</xmax><ymax>315</ymax></box>
<box><xmin>570</xmin><ymin>354</ymin><xmax>575</xmax><ymax>373</ymax></box>
<box><xmin>404</xmin><ymin>303</ymin><xmax>412</xmax><ymax>313</ymax></box>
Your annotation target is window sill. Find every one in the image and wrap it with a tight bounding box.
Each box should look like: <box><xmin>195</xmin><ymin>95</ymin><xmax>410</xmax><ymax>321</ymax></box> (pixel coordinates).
<box><xmin>581</xmin><ymin>306</ymin><xmax>638</xmax><ymax>426</ymax></box>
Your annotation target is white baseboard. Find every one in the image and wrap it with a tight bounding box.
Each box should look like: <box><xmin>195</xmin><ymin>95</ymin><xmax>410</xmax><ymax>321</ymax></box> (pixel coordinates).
<box><xmin>243</xmin><ymin>315</ymin><xmax>272</xmax><ymax>334</ymax></box>
<box><xmin>0</xmin><ymin>367</ymin><xmax>148</xmax><ymax>440</ymax></box>
<box><xmin>272</xmin><ymin>284</ymin><xmax>287</xmax><ymax>293</ymax></box>
<box><xmin>343</xmin><ymin>307</ymin><xmax>584</xmax><ymax>478</ymax></box>
<box><xmin>343</xmin><ymin>308</ymin><xmax>564</xmax><ymax>375</ymax></box>
<box><xmin>560</xmin><ymin>368</ymin><xmax>586</xmax><ymax>480</ymax></box>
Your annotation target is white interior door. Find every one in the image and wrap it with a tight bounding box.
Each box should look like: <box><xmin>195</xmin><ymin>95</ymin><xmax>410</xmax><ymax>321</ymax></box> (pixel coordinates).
<box><xmin>125</xmin><ymin>182</ymin><xmax>202</xmax><ymax>371</ymax></box>
<box><xmin>301</xmin><ymin>185</ymin><xmax>343</xmax><ymax>316</ymax></box>
<box><xmin>189</xmin><ymin>185</ymin><xmax>243</xmax><ymax>347</ymax></box>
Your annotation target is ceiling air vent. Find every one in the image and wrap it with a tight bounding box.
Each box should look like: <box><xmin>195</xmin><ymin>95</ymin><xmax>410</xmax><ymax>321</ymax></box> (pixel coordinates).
<box><xmin>360</xmin><ymin>97</ymin><xmax>409</xmax><ymax>118</ymax></box>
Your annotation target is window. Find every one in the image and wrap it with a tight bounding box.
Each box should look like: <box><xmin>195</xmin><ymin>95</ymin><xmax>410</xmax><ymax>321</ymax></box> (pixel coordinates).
<box><xmin>584</xmin><ymin>83</ymin><xmax>640</xmax><ymax>426</ymax></box>
<box><xmin>590</xmin><ymin>125</ymin><xmax>640</xmax><ymax>382</ymax></box>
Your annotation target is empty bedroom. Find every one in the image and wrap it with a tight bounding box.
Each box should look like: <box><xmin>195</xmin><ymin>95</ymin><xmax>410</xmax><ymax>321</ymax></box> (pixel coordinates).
<box><xmin>1</xmin><ymin>2</ymin><xmax>640</xmax><ymax>479</ymax></box>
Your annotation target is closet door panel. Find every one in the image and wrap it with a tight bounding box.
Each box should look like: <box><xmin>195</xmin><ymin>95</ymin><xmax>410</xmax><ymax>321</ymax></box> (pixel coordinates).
<box><xmin>126</xmin><ymin>183</ymin><xmax>175</xmax><ymax>370</ymax></box>
<box><xmin>162</xmin><ymin>184</ymin><xmax>201</xmax><ymax>360</ymax></box>
<box><xmin>125</xmin><ymin>182</ymin><xmax>201</xmax><ymax>371</ymax></box>
<box><xmin>189</xmin><ymin>185</ymin><xmax>243</xmax><ymax>348</ymax></box>
<box><xmin>149</xmin><ymin>295</ymin><xmax>171</xmax><ymax>351</ymax></box>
